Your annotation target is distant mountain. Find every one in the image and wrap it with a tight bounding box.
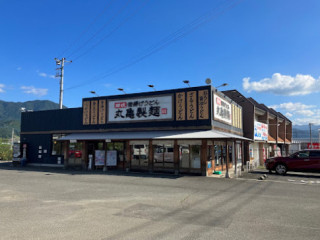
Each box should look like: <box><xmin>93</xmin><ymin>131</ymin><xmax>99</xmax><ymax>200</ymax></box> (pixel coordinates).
<box><xmin>292</xmin><ymin>125</ymin><xmax>320</xmax><ymax>139</ymax></box>
<box><xmin>0</xmin><ymin>100</ymin><xmax>63</xmax><ymax>138</ymax></box>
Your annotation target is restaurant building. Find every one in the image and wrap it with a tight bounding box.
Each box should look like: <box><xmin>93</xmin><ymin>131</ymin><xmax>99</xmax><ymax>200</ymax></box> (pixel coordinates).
<box><xmin>20</xmin><ymin>85</ymin><xmax>249</xmax><ymax>177</ymax></box>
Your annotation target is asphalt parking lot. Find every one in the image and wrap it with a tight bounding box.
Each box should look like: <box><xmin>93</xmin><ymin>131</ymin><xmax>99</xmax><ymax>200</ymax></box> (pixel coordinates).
<box><xmin>241</xmin><ymin>168</ymin><xmax>320</xmax><ymax>185</ymax></box>
<box><xmin>0</xmin><ymin>162</ymin><xmax>320</xmax><ymax>240</ymax></box>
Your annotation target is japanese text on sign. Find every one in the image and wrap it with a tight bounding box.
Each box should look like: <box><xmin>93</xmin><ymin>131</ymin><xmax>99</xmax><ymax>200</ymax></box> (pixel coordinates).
<box><xmin>83</xmin><ymin>101</ymin><xmax>90</xmax><ymax>125</ymax></box>
<box><xmin>198</xmin><ymin>90</ymin><xmax>209</xmax><ymax>120</ymax></box>
<box><xmin>176</xmin><ymin>92</ymin><xmax>185</xmax><ymax>121</ymax></box>
<box><xmin>187</xmin><ymin>91</ymin><xmax>197</xmax><ymax>120</ymax></box>
<box><xmin>98</xmin><ymin>99</ymin><xmax>106</xmax><ymax>124</ymax></box>
<box><xmin>90</xmin><ymin>100</ymin><xmax>98</xmax><ymax>124</ymax></box>
<box><xmin>254</xmin><ymin>121</ymin><xmax>268</xmax><ymax>141</ymax></box>
<box><xmin>107</xmin><ymin>95</ymin><xmax>173</xmax><ymax>122</ymax></box>
<box><xmin>213</xmin><ymin>94</ymin><xmax>232</xmax><ymax>125</ymax></box>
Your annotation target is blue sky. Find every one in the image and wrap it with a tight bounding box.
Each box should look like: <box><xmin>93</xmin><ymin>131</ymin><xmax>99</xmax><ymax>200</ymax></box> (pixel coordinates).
<box><xmin>1</xmin><ymin>0</ymin><xmax>320</xmax><ymax>126</ymax></box>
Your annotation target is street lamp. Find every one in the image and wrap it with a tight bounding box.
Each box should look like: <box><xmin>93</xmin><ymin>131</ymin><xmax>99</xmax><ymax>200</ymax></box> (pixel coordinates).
<box><xmin>118</xmin><ymin>88</ymin><xmax>126</xmax><ymax>94</ymax></box>
<box><xmin>148</xmin><ymin>85</ymin><xmax>156</xmax><ymax>91</ymax></box>
<box><xmin>216</xmin><ymin>83</ymin><xmax>228</xmax><ymax>89</ymax></box>
<box><xmin>183</xmin><ymin>80</ymin><xmax>190</xmax><ymax>87</ymax></box>
<box><xmin>90</xmin><ymin>91</ymin><xmax>99</xmax><ymax>97</ymax></box>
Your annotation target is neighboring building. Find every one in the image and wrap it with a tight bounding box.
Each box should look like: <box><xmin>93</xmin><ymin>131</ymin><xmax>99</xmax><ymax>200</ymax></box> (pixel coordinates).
<box><xmin>20</xmin><ymin>85</ymin><xmax>249</xmax><ymax>177</ymax></box>
<box><xmin>223</xmin><ymin>90</ymin><xmax>292</xmax><ymax>166</ymax></box>
<box><xmin>290</xmin><ymin>139</ymin><xmax>320</xmax><ymax>154</ymax></box>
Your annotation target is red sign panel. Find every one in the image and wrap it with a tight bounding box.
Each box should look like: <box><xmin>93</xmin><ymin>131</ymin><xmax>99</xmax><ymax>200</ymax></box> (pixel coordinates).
<box><xmin>114</xmin><ymin>102</ymin><xmax>127</xmax><ymax>108</ymax></box>
<box><xmin>307</xmin><ymin>143</ymin><xmax>320</xmax><ymax>149</ymax></box>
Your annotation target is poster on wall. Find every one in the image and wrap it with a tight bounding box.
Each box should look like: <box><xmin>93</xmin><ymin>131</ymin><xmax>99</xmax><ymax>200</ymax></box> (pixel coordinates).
<box><xmin>254</xmin><ymin>121</ymin><xmax>268</xmax><ymax>141</ymax></box>
<box><xmin>95</xmin><ymin>150</ymin><xmax>105</xmax><ymax>166</ymax></box>
<box><xmin>213</xmin><ymin>94</ymin><xmax>232</xmax><ymax>125</ymax></box>
<box><xmin>107</xmin><ymin>95</ymin><xmax>173</xmax><ymax>123</ymax></box>
<box><xmin>107</xmin><ymin>150</ymin><xmax>117</xmax><ymax>166</ymax></box>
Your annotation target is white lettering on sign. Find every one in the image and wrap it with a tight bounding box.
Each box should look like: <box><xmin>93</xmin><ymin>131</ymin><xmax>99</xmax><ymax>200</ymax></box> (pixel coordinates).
<box><xmin>213</xmin><ymin>94</ymin><xmax>232</xmax><ymax>125</ymax></box>
<box><xmin>107</xmin><ymin>95</ymin><xmax>173</xmax><ymax>122</ymax></box>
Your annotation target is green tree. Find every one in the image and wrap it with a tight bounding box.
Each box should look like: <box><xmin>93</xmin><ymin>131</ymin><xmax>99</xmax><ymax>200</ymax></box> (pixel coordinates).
<box><xmin>0</xmin><ymin>139</ymin><xmax>12</xmax><ymax>160</ymax></box>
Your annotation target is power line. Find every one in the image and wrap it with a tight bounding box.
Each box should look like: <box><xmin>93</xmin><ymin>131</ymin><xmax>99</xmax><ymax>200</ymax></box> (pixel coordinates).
<box><xmin>59</xmin><ymin>0</ymin><xmax>116</xmax><ymax>58</ymax></box>
<box><xmin>71</xmin><ymin>0</ymin><xmax>149</xmax><ymax>62</ymax></box>
<box><xmin>66</xmin><ymin>0</ymin><xmax>133</xmax><ymax>59</ymax></box>
<box><xmin>65</xmin><ymin>0</ymin><xmax>242</xmax><ymax>91</ymax></box>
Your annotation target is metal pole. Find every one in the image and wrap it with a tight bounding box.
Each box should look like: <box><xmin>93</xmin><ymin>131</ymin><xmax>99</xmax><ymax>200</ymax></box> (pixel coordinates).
<box><xmin>309</xmin><ymin>123</ymin><xmax>312</xmax><ymax>149</ymax></box>
<box><xmin>59</xmin><ymin>58</ymin><xmax>65</xmax><ymax>109</ymax></box>
<box><xmin>11</xmin><ymin>128</ymin><xmax>14</xmax><ymax>147</ymax></box>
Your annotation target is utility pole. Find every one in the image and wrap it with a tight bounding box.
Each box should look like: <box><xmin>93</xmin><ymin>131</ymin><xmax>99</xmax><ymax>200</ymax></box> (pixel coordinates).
<box><xmin>55</xmin><ymin>58</ymin><xmax>72</xmax><ymax>109</ymax></box>
<box><xmin>11</xmin><ymin>128</ymin><xmax>14</xmax><ymax>147</ymax></box>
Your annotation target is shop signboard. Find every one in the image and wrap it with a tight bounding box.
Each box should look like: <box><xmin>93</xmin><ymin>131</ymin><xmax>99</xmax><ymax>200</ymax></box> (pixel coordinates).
<box><xmin>95</xmin><ymin>150</ymin><xmax>105</xmax><ymax>166</ymax></box>
<box><xmin>107</xmin><ymin>150</ymin><xmax>117</xmax><ymax>166</ymax></box>
<box><xmin>213</xmin><ymin>94</ymin><xmax>232</xmax><ymax>125</ymax></box>
<box><xmin>307</xmin><ymin>143</ymin><xmax>320</xmax><ymax>149</ymax></box>
<box><xmin>254</xmin><ymin>121</ymin><xmax>268</xmax><ymax>141</ymax></box>
<box><xmin>107</xmin><ymin>95</ymin><xmax>173</xmax><ymax>123</ymax></box>
<box><xmin>175</xmin><ymin>92</ymin><xmax>185</xmax><ymax>121</ymax></box>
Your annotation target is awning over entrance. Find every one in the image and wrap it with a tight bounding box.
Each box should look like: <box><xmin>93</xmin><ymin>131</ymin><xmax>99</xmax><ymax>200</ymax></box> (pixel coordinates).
<box><xmin>58</xmin><ymin>130</ymin><xmax>251</xmax><ymax>141</ymax></box>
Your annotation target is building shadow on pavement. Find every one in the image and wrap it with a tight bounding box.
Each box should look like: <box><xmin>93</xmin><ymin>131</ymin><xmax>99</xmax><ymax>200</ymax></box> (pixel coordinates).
<box><xmin>243</xmin><ymin>169</ymin><xmax>320</xmax><ymax>179</ymax></box>
<box><xmin>0</xmin><ymin>161</ymin><xmax>185</xmax><ymax>179</ymax></box>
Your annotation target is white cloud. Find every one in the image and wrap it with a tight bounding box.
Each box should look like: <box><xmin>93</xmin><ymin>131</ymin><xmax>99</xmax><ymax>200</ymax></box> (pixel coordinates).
<box><xmin>269</xmin><ymin>102</ymin><xmax>315</xmax><ymax>112</ymax></box>
<box><xmin>37</xmin><ymin>70</ymin><xmax>55</xmax><ymax>79</ymax></box>
<box><xmin>243</xmin><ymin>73</ymin><xmax>320</xmax><ymax>96</ymax></box>
<box><xmin>285</xmin><ymin>112</ymin><xmax>293</xmax><ymax>118</ymax></box>
<box><xmin>21</xmin><ymin>86</ymin><xmax>48</xmax><ymax>96</ymax></box>
<box><xmin>295</xmin><ymin>110</ymin><xmax>314</xmax><ymax>117</ymax></box>
<box><xmin>0</xmin><ymin>84</ymin><xmax>5</xmax><ymax>93</ymax></box>
<box><xmin>270</xmin><ymin>102</ymin><xmax>320</xmax><ymax>125</ymax></box>
<box><xmin>293</xmin><ymin>117</ymin><xmax>320</xmax><ymax>126</ymax></box>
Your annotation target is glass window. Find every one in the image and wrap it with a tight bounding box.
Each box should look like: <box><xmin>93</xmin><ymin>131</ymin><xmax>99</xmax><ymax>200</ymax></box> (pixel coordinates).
<box><xmin>309</xmin><ymin>151</ymin><xmax>320</xmax><ymax>157</ymax></box>
<box><xmin>214</xmin><ymin>145</ymin><xmax>221</xmax><ymax>166</ymax></box>
<box><xmin>106</xmin><ymin>142</ymin><xmax>114</xmax><ymax>151</ymax></box>
<box><xmin>222</xmin><ymin>146</ymin><xmax>227</xmax><ymax>165</ymax></box>
<box><xmin>52</xmin><ymin>134</ymin><xmax>66</xmax><ymax>155</ymax></box>
<box><xmin>180</xmin><ymin>144</ymin><xmax>190</xmax><ymax>168</ymax></box>
<box><xmin>52</xmin><ymin>140</ymin><xmax>62</xmax><ymax>155</ymax></box>
<box><xmin>298</xmin><ymin>151</ymin><xmax>309</xmax><ymax>158</ymax></box>
<box><xmin>228</xmin><ymin>145</ymin><xmax>233</xmax><ymax>164</ymax></box>
<box><xmin>114</xmin><ymin>142</ymin><xmax>125</xmax><ymax>162</ymax></box>
<box><xmin>97</xmin><ymin>142</ymin><xmax>104</xmax><ymax>150</ymax></box>
<box><xmin>153</xmin><ymin>144</ymin><xmax>174</xmax><ymax>168</ymax></box>
<box><xmin>131</xmin><ymin>144</ymin><xmax>148</xmax><ymax>167</ymax></box>
<box><xmin>154</xmin><ymin>144</ymin><xmax>164</xmax><ymax>166</ymax></box>
<box><xmin>69</xmin><ymin>142</ymin><xmax>83</xmax><ymax>159</ymax></box>
<box><xmin>190</xmin><ymin>145</ymin><xmax>201</xmax><ymax>169</ymax></box>
<box><xmin>179</xmin><ymin>144</ymin><xmax>200</xmax><ymax>169</ymax></box>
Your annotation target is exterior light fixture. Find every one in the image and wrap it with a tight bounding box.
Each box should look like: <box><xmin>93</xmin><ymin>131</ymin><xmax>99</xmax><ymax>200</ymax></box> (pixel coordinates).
<box><xmin>183</xmin><ymin>80</ymin><xmax>190</xmax><ymax>87</ymax></box>
<box><xmin>216</xmin><ymin>83</ymin><xmax>228</xmax><ymax>89</ymax></box>
<box><xmin>118</xmin><ymin>88</ymin><xmax>126</xmax><ymax>94</ymax></box>
<box><xmin>148</xmin><ymin>85</ymin><xmax>156</xmax><ymax>91</ymax></box>
<box><xmin>90</xmin><ymin>91</ymin><xmax>99</xmax><ymax>97</ymax></box>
